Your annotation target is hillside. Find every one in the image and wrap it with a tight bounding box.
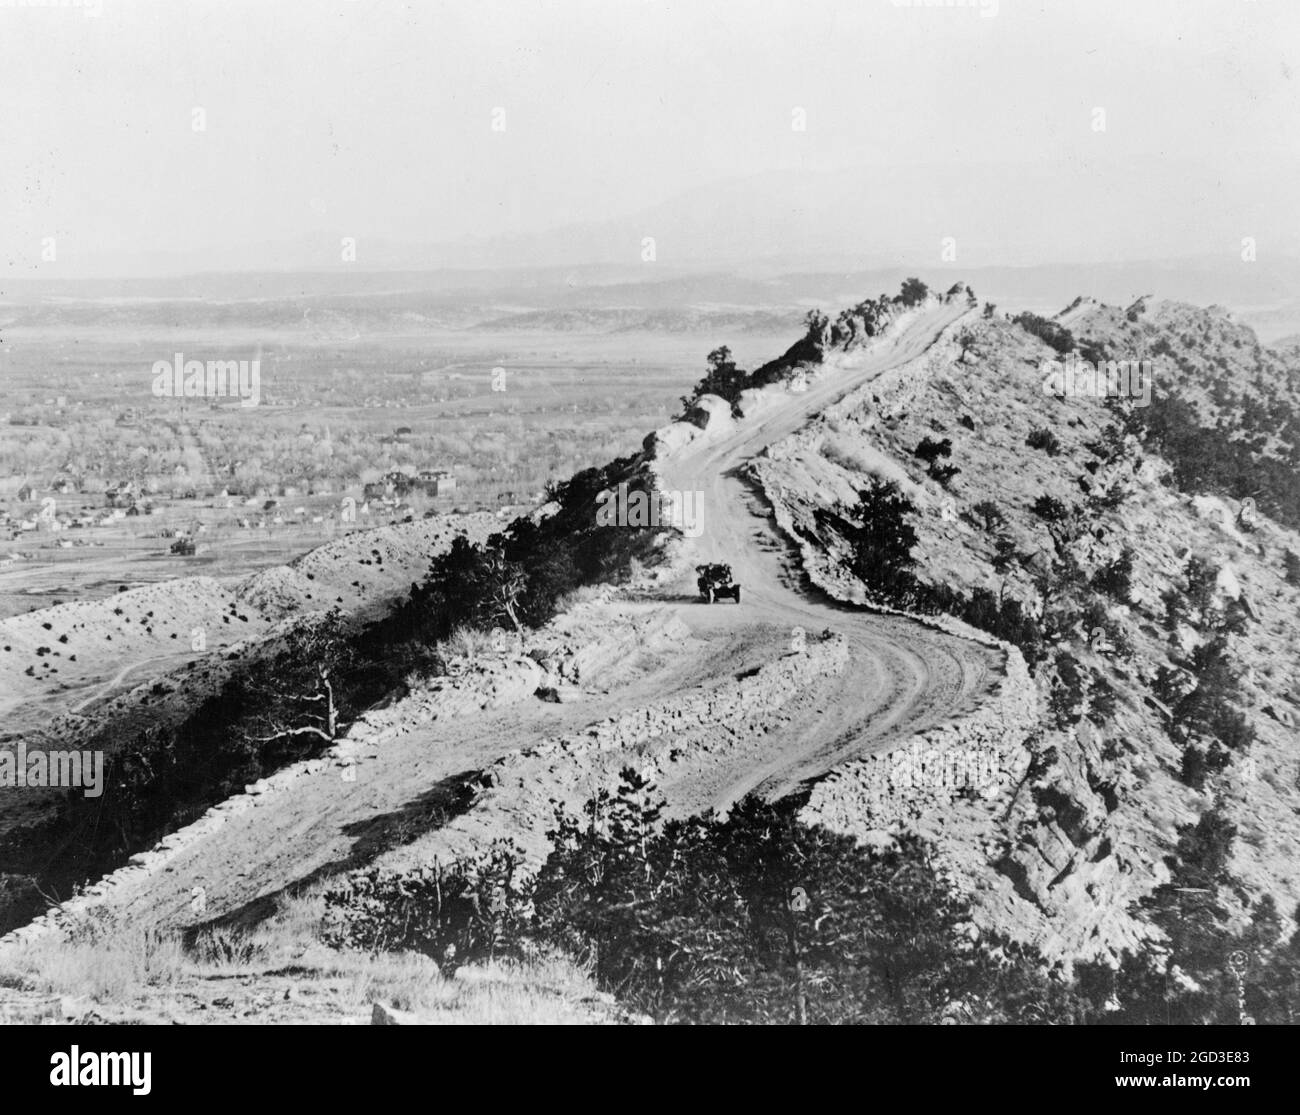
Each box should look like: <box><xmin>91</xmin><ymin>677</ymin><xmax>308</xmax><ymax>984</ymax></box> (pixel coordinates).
<box><xmin>3</xmin><ymin>283</ymin><xmax>1297</xmax><ymax>1023</ymax></box>
<box><xmin>750</xmin><ymin>295</ymin><xmax>1300</xmax><ymax>964</ymax></box>
<box><xmin>0</xmin><ymin>513</ymin><xmax>498</xmax><ymax>840</ymax></box>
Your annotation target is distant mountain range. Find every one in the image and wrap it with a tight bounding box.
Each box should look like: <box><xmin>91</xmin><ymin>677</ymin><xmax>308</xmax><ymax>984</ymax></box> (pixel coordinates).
<box><xmin>7</xmin><ymin>156</ymin><xmax>1300</xmax><ymax>340</ymax></box>
<box><xmin>7</xmin><ymin>259</ymin><xmax>1300</xmax><ymax>342</ymax></box>
<box><xmin>11</xmin><ymin>156</ymin><xmax>1300</xmax><ymax>275</ymax></box>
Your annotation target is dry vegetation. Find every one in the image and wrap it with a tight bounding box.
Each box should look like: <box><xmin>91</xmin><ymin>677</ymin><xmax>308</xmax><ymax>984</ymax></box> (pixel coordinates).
<box><xmin>0</xmin><ymin>884</ymin><xmax>618</xmax><ymax>1025</ymax></box>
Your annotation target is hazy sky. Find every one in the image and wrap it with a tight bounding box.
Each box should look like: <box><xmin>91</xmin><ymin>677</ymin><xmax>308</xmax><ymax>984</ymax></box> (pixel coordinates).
<box><xmin>2</xmin><ymin>0</ymin><xmax>1298</xmax><ymax>276</ymax></box>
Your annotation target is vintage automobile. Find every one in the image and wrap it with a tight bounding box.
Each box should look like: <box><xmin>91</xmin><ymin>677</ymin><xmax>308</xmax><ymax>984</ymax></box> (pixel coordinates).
<box><xmin>696</xmin><ymin>562</ymin><xmax>741</xmax><ymax>604</ymax></box>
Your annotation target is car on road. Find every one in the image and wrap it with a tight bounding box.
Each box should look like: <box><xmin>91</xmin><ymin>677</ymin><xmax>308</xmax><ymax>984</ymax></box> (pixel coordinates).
<box><xmin>696</xmin><ymin>563</ymin><xmax>741</xmax><ymax>604</ymax></box>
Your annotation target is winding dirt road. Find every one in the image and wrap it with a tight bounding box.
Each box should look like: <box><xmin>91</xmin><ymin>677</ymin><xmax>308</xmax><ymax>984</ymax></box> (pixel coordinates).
<box><xmin>4</xmin><ymin>301</ymin><xmax>1007</xmax><ymax>938</ymax></box>
<box><xmin>657</xmin><ymin>300</ymin><xmax>999</xmax><ymax>810</ymax></box>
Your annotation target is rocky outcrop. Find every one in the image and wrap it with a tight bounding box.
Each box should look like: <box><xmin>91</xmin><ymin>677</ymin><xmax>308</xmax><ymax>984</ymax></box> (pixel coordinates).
<box><xmin>642</xmin><ymin>393</ymin><xmax>736</xmax><ymax>457</ymax></box>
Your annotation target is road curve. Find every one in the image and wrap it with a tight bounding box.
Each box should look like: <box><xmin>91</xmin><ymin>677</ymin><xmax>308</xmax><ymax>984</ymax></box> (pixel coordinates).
<box><xmin>654</xmin><ymin>302</ymin><xmax>1003</xmax><ymax>808</ymax></box>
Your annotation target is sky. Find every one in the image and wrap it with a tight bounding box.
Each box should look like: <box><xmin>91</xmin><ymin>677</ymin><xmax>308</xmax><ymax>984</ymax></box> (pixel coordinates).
<box><xmin>2</xmin><ymin>0</ymin><xmax>1298</xmax><ymax>276</ymax></box>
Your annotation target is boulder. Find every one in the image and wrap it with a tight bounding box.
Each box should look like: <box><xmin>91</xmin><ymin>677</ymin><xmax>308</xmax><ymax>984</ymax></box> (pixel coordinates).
<box><xmin>642</xmin><ymin>422</ymin><xmax>699</xmax><ymax>458</ymax></box>
<box><xmin>371</xmin><ymin>1000</ymin><xmax>422</xmax><ymax>1026</ymax></box>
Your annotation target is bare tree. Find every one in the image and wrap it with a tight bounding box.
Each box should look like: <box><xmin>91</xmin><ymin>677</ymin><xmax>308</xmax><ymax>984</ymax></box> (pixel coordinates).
<box><xmin>480</xmin><ymin>547</ymin><xmax>528</xmax><ymax>635</ymax></box>
<box><xmin>246</xmin><ymin>609</ymin><xmax>352</xmax><ymax>747</ymax></box>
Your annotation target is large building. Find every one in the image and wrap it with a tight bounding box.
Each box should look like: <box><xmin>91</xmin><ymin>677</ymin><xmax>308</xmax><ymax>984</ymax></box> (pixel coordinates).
<box><xmin>416</xmin><ymin>470</ymin><xmax>456</xmax><ymax>497</ymax></box>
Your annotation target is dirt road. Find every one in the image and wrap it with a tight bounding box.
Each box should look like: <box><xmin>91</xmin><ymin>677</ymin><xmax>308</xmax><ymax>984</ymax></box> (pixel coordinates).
<box><xmin>3</xmin><ymin>301</ymin><xmax>1006</xmax><ymax>938</ymax></box>
<box><xmin>656</xmin><ymin>301</ymin><xmax>999</xmax><ymax>810</ymax></box>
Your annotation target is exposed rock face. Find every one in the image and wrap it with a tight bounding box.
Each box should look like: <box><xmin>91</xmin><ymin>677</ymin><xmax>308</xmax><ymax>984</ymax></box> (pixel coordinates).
<box><xmin>643</xmin><ymin>421</ymin><xmax>700</xmax><ymax>458</ymax></box>
<box><xmin>642</xmin><ymin>393</ymin><xmax>736</xmax><ymax>457</ymax></box>
<box><xmin>686</xmin><ymin>394</ymin><xmax>734</xmax><ymax>432</ymax></box>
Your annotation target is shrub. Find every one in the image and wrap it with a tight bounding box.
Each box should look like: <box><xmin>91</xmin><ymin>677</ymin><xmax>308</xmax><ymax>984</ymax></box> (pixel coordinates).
<box><xmin>913</xmin><ymin>436</ymin><xmax>952</xmax><ymax>466</ymax></box>
<box><xmin>1078</xmin><ymin>339</ymin><xmax>1109</xmax><ymax>365</ymax></box>
<box><xmin>1091</xmin><ymin>547</ymin><xmax>1135</xmax><ymax>602</ymax></box>
<box><xmin>1095</xmin><ymin>807</ymin><xmax>1249</xmax><ymax>1024</ymax></box>
<box><xmin>442</xmin><ymin>625</ymin><xmax>495</xmax><ymax>660</ymax></box>
<box><xmin>821</xmin><ymin>485</ymin><xmax>1046</xmax><ymax>663</ymax></box>
<box><xmin>1123</xmin><ymin>380</ymin><xmax>1300</xmax><ymax>533</ymax></box>
<box><xmin>1088</xmin><ymin>672</ymin><xmax>1119</xmax><ymax>724</ymax></box>
<box><xmin>1180</xmin><ymin>741</ymin><xmax>1231</xmax><ymax>791</ymax></box>
<box><xmin>896</xmin><ymin>277</ymin><xmax>929</xmax><ymax>308</ymax></box>
<box><xmin>1013</xmin><ymin>312</ymin><xmax>1076</xmax><ymax>355</ymax></box>
<box><xmin>1284</xmin><ymin>550</ymin><xmax>1300</xmax><ymax>587</ymax></box>
<box><xmin>1026</xmin><ymin>427</ymin><xmax>1062</xmax><ymax>456</ymax></box>
<box><xmin>1031</xmin><ymin>494</ymin><xmax>1071</xmax><ymax>524</ymax></box>
<box><xmin>928</xmin><ymin>464</ymin><xmax>960</xmax><ymax>488</ymax></box>
<box><xmin>527</xmin><ymin>772</ymin><xmax>1072</xmax><ymax>1024</ymax></box>
<box><xmin>956</xmin><ymin>588</ymin><xmax>1044</xmax><ymax>665</ymax></box>
<box><xmin>818</xmin><ymin>480</ymin><xmax>920</xmax><ymax>603</ymax></box>
<box><xmin>1166</xmin><ymin>637</ymin><xmax>1256</xmax><ymax>785</ymax></box>
<box><xmin>1050</xmin><ymin>653</ymin><xmax>1085</xmax><ymax>728</ymax></box>
<box><xmin>679</xmin><ymin>345</ymin><xmax>750</xmax><ymax>415</ymax></box>
<box><xmin>969</xmin><ymin>500</ymin><xmax>1006</xmax><ymax>533</ymax></box>
<box><xmin>913</xmin><ymin>437</ymin><xmax>959</xmax><ymax>486</ymax></box>
<box><xmin>990</xmin><ymin>534</ymin><xmax>1020</xmax><ymax>575</ymax></box>
<box><xmin>323</xmin><ymin>842</ymin><xmax>526</xmax><ymax>966</ymax></box>
<box><xmin>1162</xmin><ymin>555</ymin><xmax>1219</xmax><ymax>631</ymax></box>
